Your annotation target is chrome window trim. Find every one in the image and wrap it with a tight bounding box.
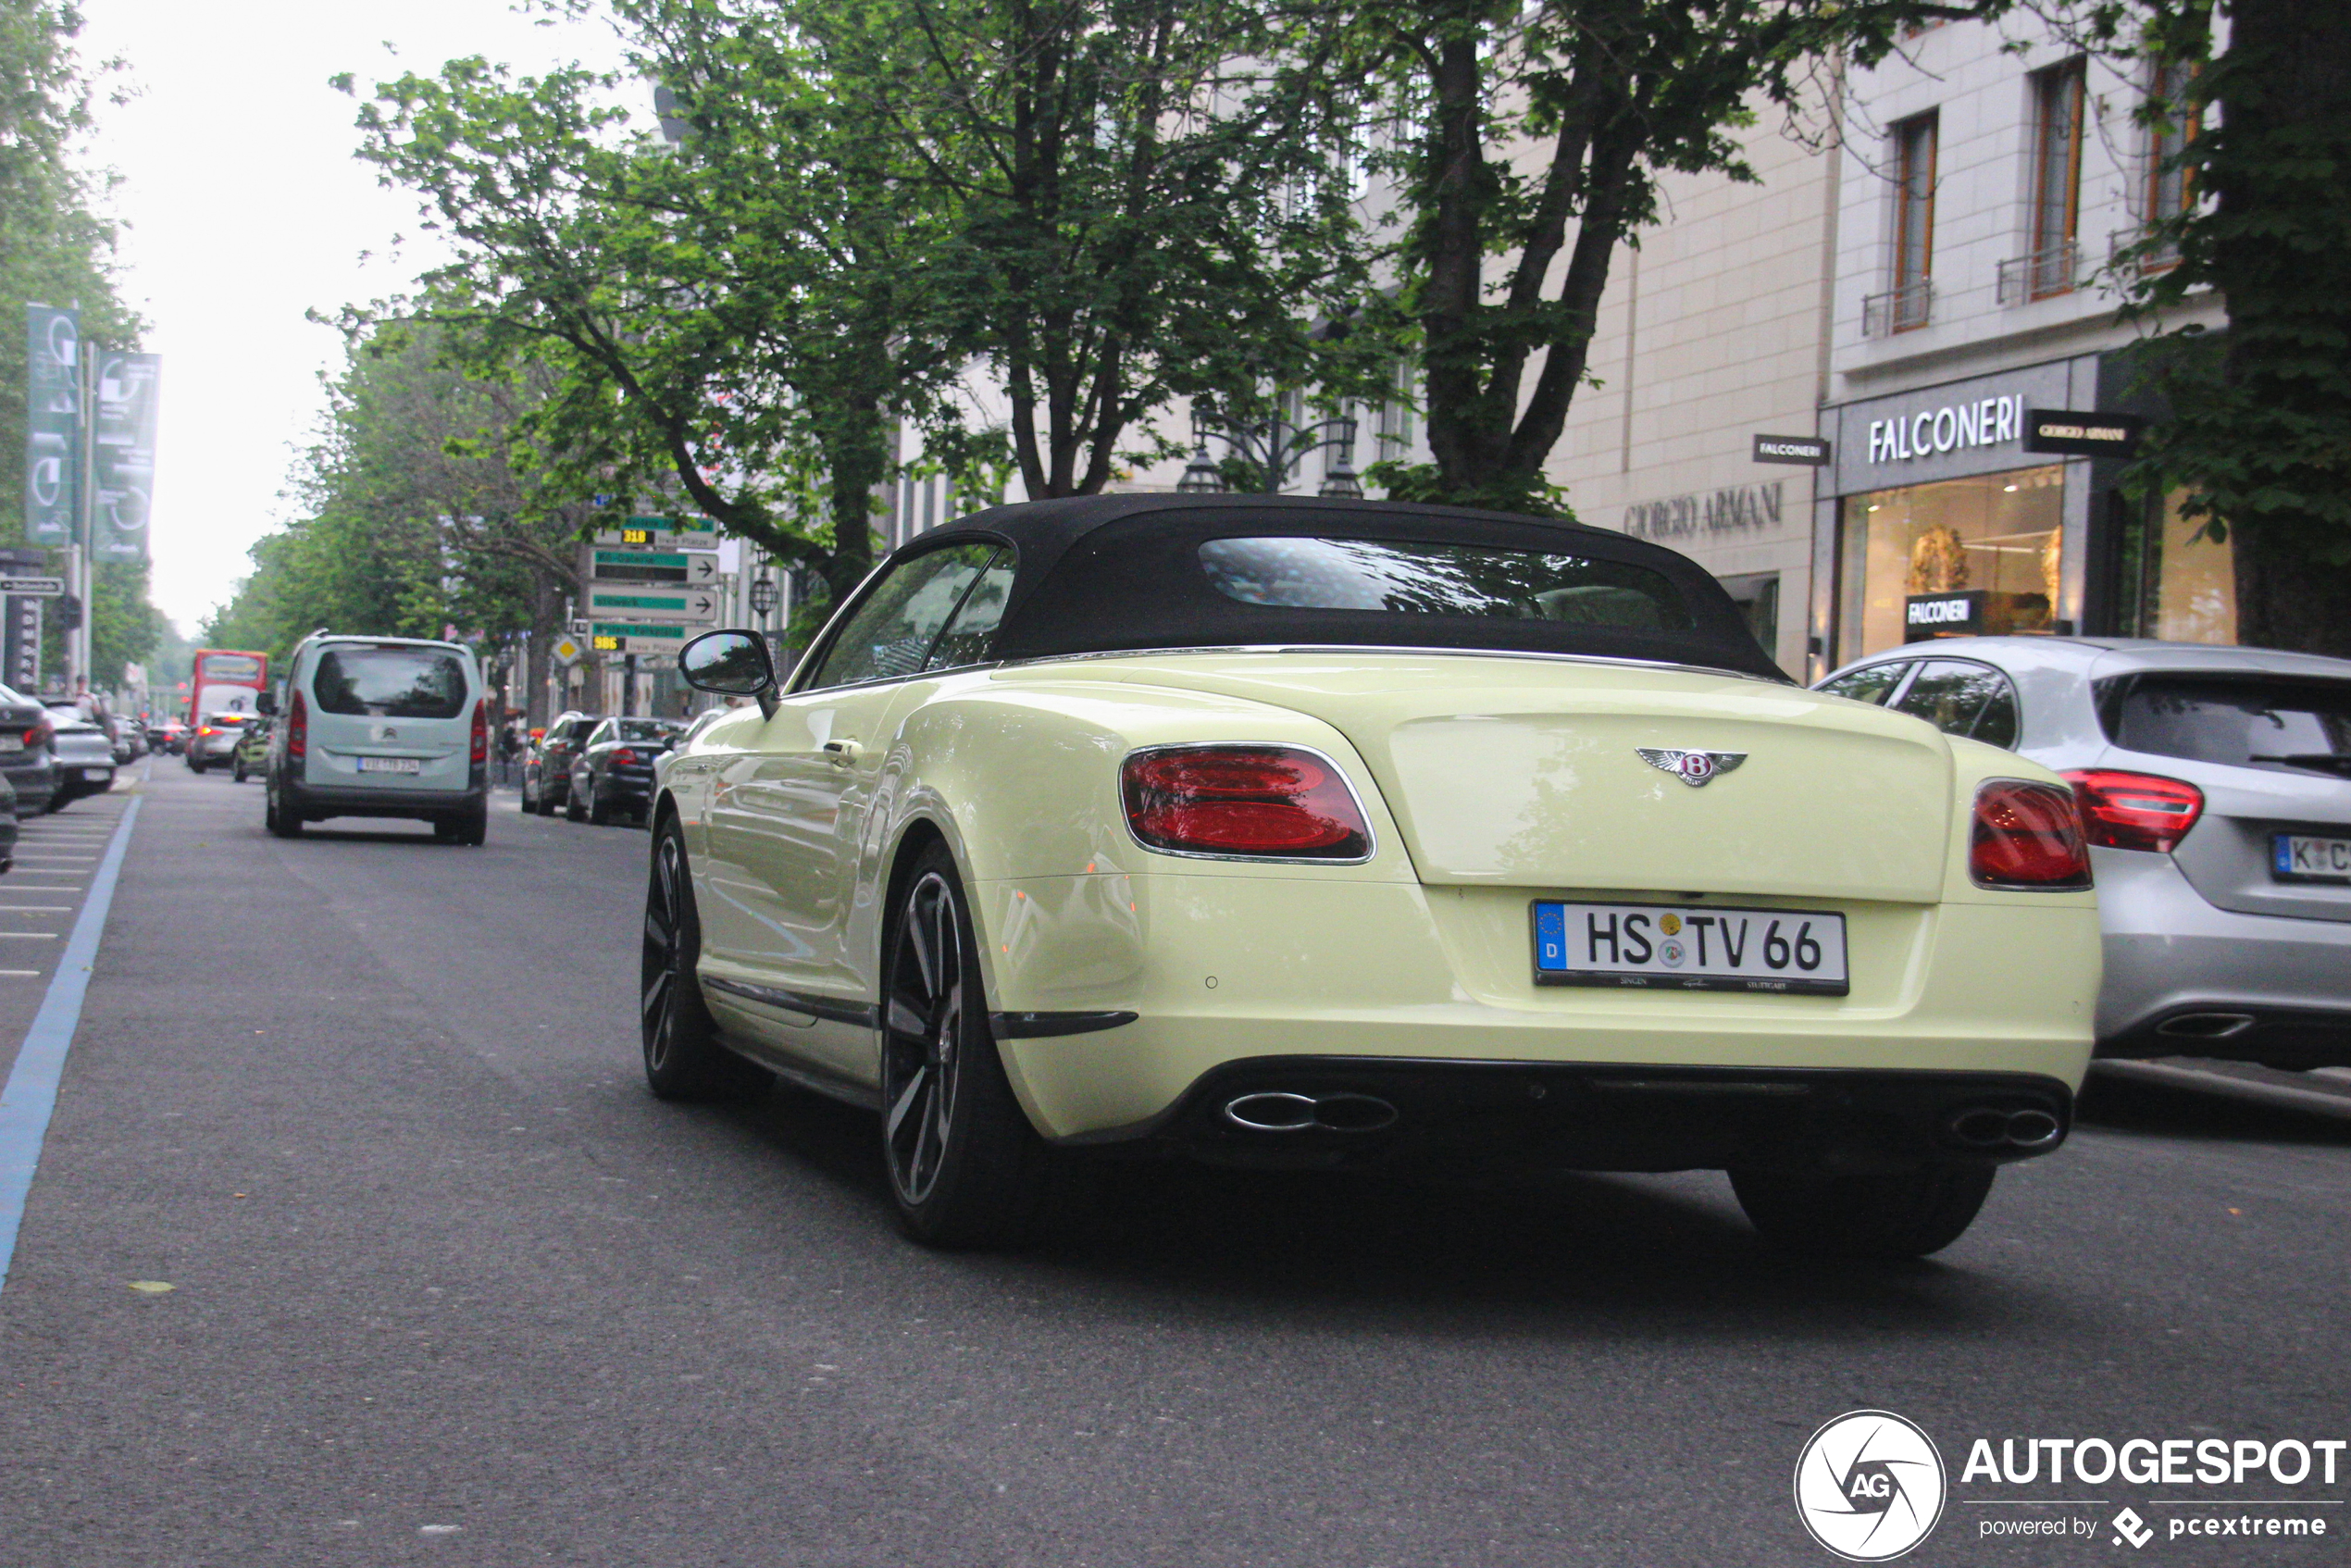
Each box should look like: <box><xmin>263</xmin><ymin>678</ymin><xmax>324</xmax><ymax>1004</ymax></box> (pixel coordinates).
<box><xmin>1000</xmin><ymin>643</ymin><xmax>1792</xmax><ymax>687</ymax></box>
<box><xmin>1118</xmin><ymin>740</ymin><xmax>1379</xmax><ymax>867</ymax></box>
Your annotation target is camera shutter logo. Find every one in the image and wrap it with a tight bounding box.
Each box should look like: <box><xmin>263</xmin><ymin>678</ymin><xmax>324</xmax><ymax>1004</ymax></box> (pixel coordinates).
<box><xmin>1793</xmin><ymin>1410</ymin><xmax>1946</xmax><ymax>1561</ymax></box>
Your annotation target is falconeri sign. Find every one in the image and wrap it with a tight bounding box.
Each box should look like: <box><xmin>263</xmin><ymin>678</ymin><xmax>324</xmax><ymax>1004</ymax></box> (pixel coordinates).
<box><xmin>1867</xmin><ymin>394</ymin><xmax>2026</xmax><ymax>465</ymax></box>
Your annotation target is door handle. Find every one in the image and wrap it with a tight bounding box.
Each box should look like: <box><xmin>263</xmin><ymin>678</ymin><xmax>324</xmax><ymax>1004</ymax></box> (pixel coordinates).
<box><xmin>822</xmin><ymin>740</ymin><xmax>862</xmax><ymax>766</ymax></box>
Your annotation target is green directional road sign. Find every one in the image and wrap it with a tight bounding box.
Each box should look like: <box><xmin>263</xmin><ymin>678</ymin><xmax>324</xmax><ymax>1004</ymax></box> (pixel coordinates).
<box><xmin>589</xmin><ymin>622</ymin><xmax>692</xmax><ymax>657</ymax></box>
<box><xmin>583</xmin><ymin>585</ymin><xmax>719</xmax><ymax>623</ymax></box>
<box><xmin>581</xmin><ymin>546</ymin><xmax>721</xmax><ymax>587</ymax></box>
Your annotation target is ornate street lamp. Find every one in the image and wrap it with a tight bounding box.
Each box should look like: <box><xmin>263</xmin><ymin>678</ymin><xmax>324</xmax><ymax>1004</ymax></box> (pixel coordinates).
<box><xmin>749</xmin><ymin>573</ymin><xmax>780</xmax><ymax>616</ymax></box>
<box><xmin>1176</xmin><ymin>444</ymin><xmax>1225</xmax><ymax>493</ymax></box>
<box><xmin>1317</xmin><ymin>413</ymin><xmax>1363</xmax><ymax>499</ymax></box>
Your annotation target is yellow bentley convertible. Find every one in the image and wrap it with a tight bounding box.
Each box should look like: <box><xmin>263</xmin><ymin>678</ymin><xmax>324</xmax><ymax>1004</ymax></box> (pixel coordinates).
<box><xmin>647</xmin><ymin>496</ymin><xmax>2099</xmax><ymax>1256</ymax></box>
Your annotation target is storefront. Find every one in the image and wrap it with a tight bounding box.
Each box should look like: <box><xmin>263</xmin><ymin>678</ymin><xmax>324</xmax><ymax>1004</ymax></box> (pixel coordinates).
<box><xmin>1808</xmin><ymin>355</ymin><xmax>2234</xmax><ymax>673</ymax></box>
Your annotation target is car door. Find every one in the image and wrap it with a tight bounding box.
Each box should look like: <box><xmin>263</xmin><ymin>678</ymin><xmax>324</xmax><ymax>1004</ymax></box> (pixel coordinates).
<box><xmin>703</xmin><ymin>542</ymin><xmax>1003</xmax><ymax>1074</ymax></box>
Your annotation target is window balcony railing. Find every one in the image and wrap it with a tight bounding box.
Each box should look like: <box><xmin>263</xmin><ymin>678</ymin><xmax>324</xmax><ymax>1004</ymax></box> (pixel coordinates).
<box><xmin>2109</xmin><ymin>225</ymin><xmax>2183</xmax><ymax>278</ymax></box>
<box><xmin>1996</xmin><ymin>240</ymin><xmax>2082</xmax><ymax>305</ymax></box>
<box><xmin>1862</xmin><ymin>280</ymin><xmax>1934</xmax><ymax>337</ymax></box>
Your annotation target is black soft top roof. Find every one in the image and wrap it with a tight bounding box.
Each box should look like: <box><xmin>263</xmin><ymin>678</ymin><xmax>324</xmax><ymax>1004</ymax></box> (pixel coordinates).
<box><xmin>850</xmin><ymin>494</ymin><xmax>1785</xmax><ymax>681</ymax></box>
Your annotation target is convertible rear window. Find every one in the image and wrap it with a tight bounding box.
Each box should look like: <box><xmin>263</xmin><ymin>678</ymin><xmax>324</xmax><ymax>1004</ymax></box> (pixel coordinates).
<box><xmin>312</xmin><ymin>647</ymin><xmax>469</xmax><ymax>719</ymax></box>
<box><xmin>1198</xmin><ymin>537</ymin><xmax>1695</xmax><ymax>631</ymax></box>
<box><xmin>2101</xmin><ymin>675</ymin><xmax>2351</xmax><ymax>778</ymax></box>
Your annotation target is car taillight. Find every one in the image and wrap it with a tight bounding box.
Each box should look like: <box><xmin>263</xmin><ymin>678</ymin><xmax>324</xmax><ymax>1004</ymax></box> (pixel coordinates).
<box><xmin>287</xmin><ymin>690</ymin><xmax>307</xmax><ymax>759</ymax></box>
<box><xmin>1971</xmin><ymin>779</ymin><xmax>2093</xmax><ymax>890</ymax></box>
<box><xmin>611</xmin><ymin>748</ymin><xmax>639</xmax><ymax>766</ymax></box>
<box><xmin>197</xmin><ymin>726</ymin><xmax>214</xmax><ymax>738</ymax></box>
<box><xmin>1121</xmin><ymin>745</ymin><xmax>1372</xmax><ymax>860</ymax></box>
<box><xmin>469</xmin><ymin>698</ymin><xmax>488</xmax><ymax>765</ymax></box>
<box><xmin>2062</xmin><ymin>768</ymin><xmax>2204</xmax><ymax>853</ymax></box>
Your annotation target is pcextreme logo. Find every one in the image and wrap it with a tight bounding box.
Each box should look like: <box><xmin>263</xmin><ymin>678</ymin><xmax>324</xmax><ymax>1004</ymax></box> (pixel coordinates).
<box><xmin>1794</xmin><ymin>1410</ymin><xmax>1947</xmax><ymax>1561</ymax></box>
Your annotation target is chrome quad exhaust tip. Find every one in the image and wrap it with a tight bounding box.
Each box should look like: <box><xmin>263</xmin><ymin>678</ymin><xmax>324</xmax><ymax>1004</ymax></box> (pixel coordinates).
<box><xmin>1223</xmin><ymin>1090</ymin><xmax>1400</xmax><ymax>1135</ymax></box>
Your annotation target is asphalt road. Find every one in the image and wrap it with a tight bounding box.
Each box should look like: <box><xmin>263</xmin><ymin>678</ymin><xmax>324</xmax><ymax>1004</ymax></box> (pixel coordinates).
<box><xmin>1</xmin><ymin>759</ymin><xmax>2346</xmax><ymax>1566</ymax></box>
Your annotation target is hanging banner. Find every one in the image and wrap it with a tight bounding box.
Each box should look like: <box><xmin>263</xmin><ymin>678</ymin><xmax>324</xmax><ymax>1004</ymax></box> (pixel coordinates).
<box><xmin>22</xmin><ymin>305</ymin><xmax>80</xmax><ymax>546</ymax></box>
<box><xmin>92</xmin><ymin>351</ymin><xmax>159</xmax><ymax>561</ymax></box>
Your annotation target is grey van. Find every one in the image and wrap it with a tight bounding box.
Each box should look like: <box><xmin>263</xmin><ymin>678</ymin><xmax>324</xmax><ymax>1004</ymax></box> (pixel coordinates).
<box><xmin>262</xmin><ymin>634</ymin><xmax>490</xmax><ymax>844</ymax></box>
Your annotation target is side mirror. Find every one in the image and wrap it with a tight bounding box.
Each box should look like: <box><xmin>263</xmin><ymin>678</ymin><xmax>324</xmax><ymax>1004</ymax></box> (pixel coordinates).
<box><xmin>679</xmin><ymin>629</ymin><xmax>779</xmax><ymax>719</ymax></box>
<box><xmin>256</xmin><ymin>691</ymin><xmax>279</xmax><ymax>716</ymax></box>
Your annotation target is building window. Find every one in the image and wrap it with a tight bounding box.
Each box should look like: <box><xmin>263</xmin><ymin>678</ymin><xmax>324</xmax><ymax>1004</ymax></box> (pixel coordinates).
<box><xmin>2026</xmin><ymin>61</ymin><xmax>2086</xmax><ymax>298</ymax></box>
<box><xmin>1869</xmin><ymin>114</ymin><xmax>1937</xmax><ymax>334</ymax></box>
<box><xmin>1837</xmin><ymin>467</ymin><xmax>2065</xmax><ymax>658</ymax></box>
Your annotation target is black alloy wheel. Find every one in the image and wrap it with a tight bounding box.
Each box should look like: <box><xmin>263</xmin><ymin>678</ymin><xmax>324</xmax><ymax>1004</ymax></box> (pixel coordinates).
<box><xmin>879</xmin><ymin>844</ymin><xmax>1075</xmax><ymax>1248</ymax></box>
<box><xmin>641</xmin><ymin>817</ymin><xmax>760</xmax><ymax>1100</ymax></box>
<box><xmin>264</xmin><ymin>774</ymin><xmax>303</xmax><ymax>838</ymax></box>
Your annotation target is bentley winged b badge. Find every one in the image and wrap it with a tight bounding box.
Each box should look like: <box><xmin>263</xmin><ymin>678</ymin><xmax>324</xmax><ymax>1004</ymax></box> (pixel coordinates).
<box><xmin>1637</xmin><ymin>747</ymin><xmax>1748</xmax><ymax>788</ymax></box>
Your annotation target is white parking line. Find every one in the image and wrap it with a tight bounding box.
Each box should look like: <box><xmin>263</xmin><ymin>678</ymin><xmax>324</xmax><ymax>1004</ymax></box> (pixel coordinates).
<box><xmin>0</xmin><ymin>934</ymin><xmax>56</xmax><ymax>940</ymax></box>
<box><xmin>0</xmin><ymin>971</ymin><xmax>36</xmax><ymax>978</ymax></box>
<box><xmin>0</xmin><ymin>908</ymin><xmax>69</xmax><ymax>914</ymax></box>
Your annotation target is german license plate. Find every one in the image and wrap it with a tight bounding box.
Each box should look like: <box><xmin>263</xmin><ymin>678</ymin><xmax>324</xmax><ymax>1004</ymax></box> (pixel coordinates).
<box><xmin>357</xmin><ymin>756</ymin><xmax>423</xmax><ymax>775</ymax></box>
<box><xmin>0</xmin><ymin>736</ymin><xmax>20</xmax><ymax>753</ymax></box>
<box><xmin>1533</xmin><ymin>901</ymin><xmax>1849</xmax><ymax>995</ymax></box>
<box><xmin>81</xmin><ymin>768</ymin><xmax>109</xmax><ymax>782</ymax></box>
<box><xmin>2274</xmin><ymin>832</ymin><xmax>2351</xmax><ymax>883</ymax></box>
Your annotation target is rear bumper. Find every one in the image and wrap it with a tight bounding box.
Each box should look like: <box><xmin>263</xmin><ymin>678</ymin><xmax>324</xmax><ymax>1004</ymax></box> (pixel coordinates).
<box><xmin>2094</xmin><ymin>849</ymin><xmax>2351</xmax><ymax>1064</ymax></box>
<box><xmin>1071</xmin><ymin>1056</ymin><xmax>2073</xmax><ymax>1173</ymax></box>
<box><xmin>285</xmin><ymin>779</ymin><xmax>485</xmax><ymax>820</ymax></box>
<box><xmin>983</xmin><ymin>874</ymin><xmax>2100</xmax><ymax>1142</ymax></box>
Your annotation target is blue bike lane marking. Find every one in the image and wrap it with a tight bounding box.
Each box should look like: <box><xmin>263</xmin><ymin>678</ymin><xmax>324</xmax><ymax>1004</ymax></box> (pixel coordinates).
<box><xmin>0</xmin><ymin>795</ymin><xmax>141</xmax><ymax>1289</ymax></box>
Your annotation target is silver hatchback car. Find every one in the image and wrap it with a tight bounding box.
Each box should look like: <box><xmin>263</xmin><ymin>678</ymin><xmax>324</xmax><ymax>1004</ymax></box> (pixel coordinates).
<box><xmin>1815</xmin><ymin>638</ymin><xmax>2351</xmax><ymax>1068</ymax></box>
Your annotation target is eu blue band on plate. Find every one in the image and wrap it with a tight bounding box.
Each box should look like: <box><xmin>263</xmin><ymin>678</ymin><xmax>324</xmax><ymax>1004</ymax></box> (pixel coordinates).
<box><xmin>1534</xmin><ymin>903</ymin><xmax>1567</xmax><ymax>972</ymax></box>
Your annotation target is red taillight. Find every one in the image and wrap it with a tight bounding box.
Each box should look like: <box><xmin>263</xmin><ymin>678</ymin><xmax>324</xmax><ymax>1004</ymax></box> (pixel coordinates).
<box><xmin>2062</xmin><ymin>768</ymin><xmax>2204</xmax><ymax>853</ymax></box>
<box><xmin>1121</xmin><ymin>746</ymin><xmax>1372</xmax><ymax>859</ymax></box>
<box><xmin>197</xmin><ymin>726</ymin><xmax>215</xmax><ymax>738</ymax></box>
<box><xmin>469</xmin><ymin>698</ymin><xmax>488</xmax><ymax>765</ymax></box>
<box><xmin>287</xmin><ymin>690</ymin><xmax>307</xmax><ymax>760</ymax></box>
<box><xmin>611</xmin><ymin>747</ymin><xmax>640</xmax><ymax>766</ymax></box>
<box><xmin>1972</xmin><ymin>779</ymin><xmax>2093</xmax><ymax>890</ymax></box>
<box><xmin>20</xmin><ymin>727</ymin><xmax>40</xmax><ymax>748</ymax></box>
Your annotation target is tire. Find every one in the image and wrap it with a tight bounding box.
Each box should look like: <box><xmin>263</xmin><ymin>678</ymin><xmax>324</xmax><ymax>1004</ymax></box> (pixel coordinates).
<box><xmin>188</xmin><ymin>757</ymin><xmax>206</xmax><ymax>775</ymax></box>
<box><xmin>454</xmin><ymin>798</ymin><xmax>488</xmax><ymax>847</ymax></box>
<box><xmin>588</xmin><ymin>789</ymin><xmax>612</xmax><ymax>827</ymax></box>
<box><xmin>521</xmin><ymin>777</ymin><xmax>539</xmax><ymax>813</ymax></box>
<box><xmin>564</xmin><ymin>788</ymin><xmax>586</xmax><ymax>822</ymax></box>
<box><xmin>641</xmin><ymin>816</ymin><xmax>763</xmax><ymax>1100</ymax></box>
<box><xmin>1730</xmin><ymin>1163</ymin><xmax>1996</xmax><ymax>1260</ymax></box>
<box><xmin>879</xmin><ymin>844</ymin><xmax>1075</xmax><ymax>1249</ymax></box>
<box><xmin>232</xmin><ymin>756</ymin><xmax>248</xmax><ymax>782</ymax></box>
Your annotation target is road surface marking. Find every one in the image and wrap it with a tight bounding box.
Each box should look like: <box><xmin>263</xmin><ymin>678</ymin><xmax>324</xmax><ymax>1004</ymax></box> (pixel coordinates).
<box><xmin>0</xmin><ymin>796</ymin><xmax>140</xmax><ymax>1289</ymax></box>
<box><xmin>0</xmin><ymin>971</ymin><xmax>37</xmax><ymax>977</ymax></box>
<box><xmin>0</xmin><ymin>908</ymin><xmax>69</xmax><ymax>914</ymax></box>
<box><xmin>0</xmin><ymin>934</ymin><xmax>57</xmax><ymax>940</ymax></box>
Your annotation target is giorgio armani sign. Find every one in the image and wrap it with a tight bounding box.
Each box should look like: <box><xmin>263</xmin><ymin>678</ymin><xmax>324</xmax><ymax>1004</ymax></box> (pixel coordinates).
<box><xmin>1623</xmin><ymin>480</ymin><xmax>1784</xmax><ymax>542</ymax></box>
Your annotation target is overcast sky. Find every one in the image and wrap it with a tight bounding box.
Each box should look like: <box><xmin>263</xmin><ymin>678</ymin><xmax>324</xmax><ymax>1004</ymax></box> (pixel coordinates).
<box><xmin>75</xmin><ymin>1</ymin><xmax>629</xmax><ymax>633</ymax></box>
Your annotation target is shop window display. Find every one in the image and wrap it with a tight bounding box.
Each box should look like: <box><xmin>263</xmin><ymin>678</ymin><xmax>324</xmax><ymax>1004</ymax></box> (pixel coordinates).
<box><xmin>1839</xmin><ymin>467</ymin><xmax>2065</xmax><ymax>657</ymax></box>
<box><xmin>2119</xmin><ymin>489</ymin><xmax>2235</xmax><ymax>644</ymax></box>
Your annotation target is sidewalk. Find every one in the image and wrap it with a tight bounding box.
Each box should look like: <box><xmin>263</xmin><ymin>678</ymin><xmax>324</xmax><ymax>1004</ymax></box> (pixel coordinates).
<box><xmin>2094</xmin><ymin>1057</ymin><xmax>2351</xmax><ymax>1124</ymax></box>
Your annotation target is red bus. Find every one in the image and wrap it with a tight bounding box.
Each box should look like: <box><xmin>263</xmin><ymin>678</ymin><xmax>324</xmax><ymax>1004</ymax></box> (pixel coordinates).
<box><xmin>189</xmin><ymin>648</ymin><xmax>269</xmax><ymax>726</ymax></box>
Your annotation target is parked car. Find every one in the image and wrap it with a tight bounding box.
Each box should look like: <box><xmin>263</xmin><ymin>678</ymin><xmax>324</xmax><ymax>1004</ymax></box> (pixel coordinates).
<box><xmin>186</xmin><ymin>711</ymin><xmax>257</xmax><ymax>773</ymax></box>
<box><xmin>151</xmin><ymin>718</ymin><xmax>187</xmax><ymax>754</ymax></box>
<box><xmin>114</xmin><ymin>717</ymin><xmax>147</xmax><ymax>763</ymax></box>
<box><xmin>524</xmin><ymin>712</ymin><xmax>603</xmax><ymax>816</ymax></box>
<box><xmin>0</xmin><ymin>771</ymin><xmax>19</xmax><ymax>872</ymax></box>
<box><xmin>644</xmin><ymin>495</ymin><xmax>2101</xmax><ymax>1258</ymax></box>
<box><xmin>1814</xmin><ymin>636</ymin><xmax>2351</xmax><ymax>1068</ymax></box>
<box><xmin>230</xmin><ymin>718</ymin><xmax>272</xmax><ymax>781</ymax></box>
<box><xmin>45</xmin><ymin>714</ymin><xmax>117</xmax><ymax>809</ymax></box>
<box><xmin>263</xmin><ymin>633</ymin><xmax>490</xmax><ymax>844</ymax></box>
<box><xmin>566</xmin><ymin>717</ymin><xmax>685</xmax><ymax>825</ymax></box>
<box><xmin>0</xmin><ymin>687</ymin><xmax>58</xmax><ymax>815</ymax></box>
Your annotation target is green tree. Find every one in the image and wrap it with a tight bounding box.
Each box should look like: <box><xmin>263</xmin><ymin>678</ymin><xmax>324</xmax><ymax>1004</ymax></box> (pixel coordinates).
<box><xmin>1350</xmin><ymin>0</ymin><xmax>2000</xmax><ymax>516</ymax></box>
<box><xmin>2091</xmin><ymin>0</ymin><xmax>2351</xmax><ymax>656</ymax></box>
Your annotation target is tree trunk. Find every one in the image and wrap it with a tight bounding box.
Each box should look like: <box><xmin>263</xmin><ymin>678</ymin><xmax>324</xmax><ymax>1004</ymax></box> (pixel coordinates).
<box><xmin>527</xmin><ymin>567</ymin><xmax>565</xmax><ymax>729</ymax></box>
<box><xmin>2212</xmin><ymin>0</ymin><xmax>2351</xmax><ymax>654</ymax></box>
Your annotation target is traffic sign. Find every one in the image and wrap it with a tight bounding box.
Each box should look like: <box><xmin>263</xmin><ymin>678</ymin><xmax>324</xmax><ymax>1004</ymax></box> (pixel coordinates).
<box><xmin>0</xmin><ymin>576</ymin><xmax>64</xmax><ymax>597</ymax></box>
<box><xmin>591</xmin><ymin>515</ymin><xmax>720</xmax><ymax>553</ymax></box>
<box><xmin>588</xmin><ymin>621</ymin><xmax>693</xmax><ymax>657</ymax></box>
<box><xmin>580</xmin><ymin>546</ymin><xmax>721</xmax><ymax>588</ymax></box>
<box><xmin>582</xmin><ymin>586</ymin><xmax>719</xmax><ymax>624</ymax></box>
<box><xmin>550</xmin><ymin>634</ymin><xmax>584</xmax><ymax>666</ymax></box>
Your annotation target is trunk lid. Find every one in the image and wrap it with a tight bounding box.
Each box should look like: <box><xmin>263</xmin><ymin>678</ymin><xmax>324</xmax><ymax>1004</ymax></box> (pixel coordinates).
<box><xmin>1108</xmin><ymin>653</ymin><xmax>1958</xmax><ymax>902</ymax></box>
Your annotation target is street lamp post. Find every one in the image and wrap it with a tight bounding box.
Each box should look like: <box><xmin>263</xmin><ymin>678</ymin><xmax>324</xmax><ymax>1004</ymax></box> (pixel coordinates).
<box><xmin>1178</xmin><ymin>401</ymin><xmax>1363</xmax><ymax>499</ymax></box>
